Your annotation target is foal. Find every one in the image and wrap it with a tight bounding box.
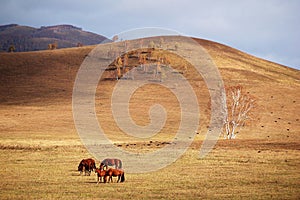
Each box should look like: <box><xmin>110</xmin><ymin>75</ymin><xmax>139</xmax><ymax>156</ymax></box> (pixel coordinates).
<box><xmin>95</xmin><ymin>163</ymin><xmax>107</xmax><ymax>184</ymax></box>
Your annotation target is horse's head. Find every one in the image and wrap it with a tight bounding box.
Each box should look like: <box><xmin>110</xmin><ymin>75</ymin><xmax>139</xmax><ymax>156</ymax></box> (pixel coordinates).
<box><xmin>78</xmin><ymin>161</ymin><xmax>84</xmax><ymax>171</ymax></box>
<box><xmin>100</xmin><ymin>163</ymin><xmax>108</xmax><ymax>170</ymax></box>
<box><xmin>99</xmin><ymin>163</ymin><xmax>104</xmax><ymax>169</ymax></box>
<box><xmin>92</xmin><ymin>162</ymin><xmax>96</xmax><ymax>170</ymax></box>
<box><xmin>78</xmin><ymin>164</ymin><xmax>82</xmax><ymax>171</ymax></box>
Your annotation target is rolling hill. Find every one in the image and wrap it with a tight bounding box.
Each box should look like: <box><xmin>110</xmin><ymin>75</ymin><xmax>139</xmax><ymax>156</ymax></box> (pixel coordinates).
<box><xmin>0</xmin><ymin>24</ymin><xmax>107</xmax><ymax>52</ymax></box>
<box><xmin>0</xmin><ymin>36</ymin><xmax>299</xmax><ymax>141</ymax></box>
<box><xmin>0</xmin><ymin>36</ymin><xmax>299</xmax><ymax>199</ymax></box>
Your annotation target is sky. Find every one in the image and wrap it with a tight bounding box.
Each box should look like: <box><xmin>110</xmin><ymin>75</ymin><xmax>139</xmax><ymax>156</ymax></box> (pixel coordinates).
<box><xmin>1</xmin><ymin>0</ymin><xmax>299</xmax><ymax>70</ymax></box>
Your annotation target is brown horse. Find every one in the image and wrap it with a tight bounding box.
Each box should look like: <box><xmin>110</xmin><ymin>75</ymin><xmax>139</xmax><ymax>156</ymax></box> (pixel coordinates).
<box><xmin>104</xmin><ymin>168</ymin><xmax>125</xmax><ymax>183</ymax></box>
<box><xmin>95</xmin><ymin>163</ymin><xmax>107</xmax><ymax>183</ymax></box>
<box><xmin>101</xmin><ymin>158</ymin><xmax>122</xmax><ymax>169</ymax></box>
<box><xmin>95</xmin><ymin>168</ymin><xmax>106</xmax><ymax>184</ymax></box>
<box><xmin>78</xmin><ymin>158</ymin><xmax>96</xmax><ymax>176</ymax></box>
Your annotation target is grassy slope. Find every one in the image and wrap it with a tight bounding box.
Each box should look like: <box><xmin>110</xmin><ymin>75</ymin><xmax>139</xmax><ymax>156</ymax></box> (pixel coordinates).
<box><xmin>0</xmin><ymin>38</ymin><xmax>299</xmax><ymax>199</ymax></box>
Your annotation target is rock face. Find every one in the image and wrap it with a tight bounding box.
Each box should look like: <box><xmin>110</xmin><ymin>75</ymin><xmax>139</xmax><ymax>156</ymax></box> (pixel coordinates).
<box><xmin>0</xmin><ymin>24</ymin><xmax>107</xmax><ymax>52</ymax></box>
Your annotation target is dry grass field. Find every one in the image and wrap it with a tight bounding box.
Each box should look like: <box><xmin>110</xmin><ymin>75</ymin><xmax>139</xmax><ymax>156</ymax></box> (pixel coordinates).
<box><xmin>0</xmin><ymin>37</ymin><xmax>299</xmax><ymax>199</ymax></box>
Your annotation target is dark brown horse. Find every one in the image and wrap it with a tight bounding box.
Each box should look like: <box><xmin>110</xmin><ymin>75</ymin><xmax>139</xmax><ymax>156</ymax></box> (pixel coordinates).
<box><xmin>101</xmin><ymin>158</ymin><xmax>122</xmax><ymax>169</ymax></box>
<box><xmin>78</xmin><ymin>158</ymin><xmax>96</xmax><ymax>176</ymax></box>
<box><xmin>104</xmin><ymin>168</ymin><xmax>125</xmax><ymax>183</ymax></box>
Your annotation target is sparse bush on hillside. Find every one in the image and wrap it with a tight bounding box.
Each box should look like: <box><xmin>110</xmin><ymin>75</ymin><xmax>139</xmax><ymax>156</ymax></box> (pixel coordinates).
<box><xmin>174</xmin><ymin>42</ymin><xmax>179</xmax><ymax>51</ymax></box>
<box><xmin>124</xmin><ymin>40</ymin><xmax>128</xmax><ymax>52</ymax></box>
<box><xmin>48</xmin><ymin>43</ymin><xmax>57</xmax><ymax>50</ymax></box>
<box><xmin>8</xmin><ymin>45</ymin><xmax>15</xmax><ymax>52</ymax></box>
<box><xmin>77</xmin><ymin>42</ymin><xmax>83</xmax><ymax>47</ymax></box>
<box><xmin>223</xmin><ymin>85</ymin><xmax>255</xmax><ymax>139</ymax></box>
<box><xmin>148</xmin><ymin>41</ymin><xmax>155</xmax><ymax>48</ymax></box>
<box><xmin>112</xmin><ymin>35</ymin><xmax>119</xmax><ymax>42</ymax></box>
<box><xmin>159</xmin><ymin>37</ymin><xmax>164</xmax><ymax>48</ymax></box>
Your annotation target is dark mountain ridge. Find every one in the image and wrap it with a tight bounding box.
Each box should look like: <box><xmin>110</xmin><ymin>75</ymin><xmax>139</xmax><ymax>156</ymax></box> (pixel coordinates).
<box><xmin>0</xmin><ymin>24</ymin><xmax>107</xmax><ymax>52</ymax></box>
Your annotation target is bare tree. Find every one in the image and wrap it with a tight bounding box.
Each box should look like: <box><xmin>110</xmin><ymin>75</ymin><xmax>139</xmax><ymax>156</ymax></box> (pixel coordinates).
<box><xmin>148</xmin><ymin>41</ymin><xmax>155</xmax><ymax>48</ymax></box>
<box><xmin>159</xmin><ymin>37</ymin><xmax>164</xmax><ymax>48</ymax></box>
<box><xmin>174</xmin><ymin>42</ymin><xmax>179</xmax><ymax>51</ymax></box>
<box><xmin>8</xmin><ymin>45</ymin><xmax>15</xmax><ymax>52</ymax></box>
<box><xmin>77</xmin><ymin>42</ymin><xmax>83</xmax><ymax>47</ymax></box>
<box><xmin>224</xmin><ymin>85</ymin><xmax>255</xmax><ymax>139</ymax></box>
<box><xmin>48</xmin><ymin>42</ymin><xmax>57</xmax><ymax>50</ymax></box>
<box><xmin>112</xmin><ymin>35</ymin><xmax>119</xmax><ymax>42</ymax></box>
<box><xmin>115</xmin><ymin>56</ymin><xmax>123</xmax><ymax>80</ymax></box>
<box><xmin>139</xmin><ymin>53</ymin><xmax>147</xmax><ymax>72</ymax></box>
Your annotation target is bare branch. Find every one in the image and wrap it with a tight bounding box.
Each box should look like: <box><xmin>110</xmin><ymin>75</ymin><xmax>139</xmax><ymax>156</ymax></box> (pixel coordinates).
<box><xmin>223</xmin><ymin>85</ymin><xmax>255</xmax><ymax>139</ymax></box>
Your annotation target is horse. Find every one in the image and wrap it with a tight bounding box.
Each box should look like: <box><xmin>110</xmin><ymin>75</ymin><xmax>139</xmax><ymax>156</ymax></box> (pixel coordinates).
<box><xmin>78</xmin><ymin>158</ymin><xmax>96</xmax><ymax>176</ymax></box>
<box><xmin>95</xmin><ymin>163</ymin><xmax>108</xmax><ymax>183</ymax></box>
<box><xmin>99</xmin><ymin>162</ymin><xmax>107</xmax><ymax>170</ymax></box>
<box><xmin>95</xmin><ymin>168</ymin><xmax>107</xmax><ymax>184</ymax></box>
<box><xmin>104</xmin><ymin>168</ymin><xmax>125</xmax><ymax>183</ymax></box>
<box><xmin>101</xmin><ymin>158</ymin><xmax>122</xmax><ymax>169</ymax></box>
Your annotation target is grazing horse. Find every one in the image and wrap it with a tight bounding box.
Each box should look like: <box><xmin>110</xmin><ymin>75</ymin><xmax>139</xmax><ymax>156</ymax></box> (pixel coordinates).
<box><xmin>78</xmin><ymin>158</ymin><xmax>96</xmax><ymax>176</ymax></box>
<box><xmin>104</xmin><ymin>168</ymin><xmax>125</xmax><ymax>183</ymax></box>
<box><xmin>101</xmin><ymin>158</ymin><xmax>122</xmax><ymax>169</ymax></box>
<box><xmin>99</xmin><ymin>162</ymin><xmax>107</xmax><ymax>170</ymax></box>
<box><xmin>95</xmin><ymin>168</ymin><xmax>107</xmax><ymax>184</ymax></box>
<box><xmin>95</xmin><ymin>163</ymin><xmax>107</xmax><ymax>183</ymax></box>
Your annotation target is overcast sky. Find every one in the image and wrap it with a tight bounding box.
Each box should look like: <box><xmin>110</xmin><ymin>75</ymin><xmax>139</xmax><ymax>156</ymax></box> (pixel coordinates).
<box><xmin>1</xmin><ymin>0</ymin><xmax>299</xmax><ymax>70</ymax></box>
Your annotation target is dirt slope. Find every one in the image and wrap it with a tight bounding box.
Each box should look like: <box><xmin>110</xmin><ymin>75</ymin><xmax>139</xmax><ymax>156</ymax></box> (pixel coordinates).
<box><xmin>0</xmin><ymin>38</ymin><xmax>299</xmax><ymax>142</ymax></box>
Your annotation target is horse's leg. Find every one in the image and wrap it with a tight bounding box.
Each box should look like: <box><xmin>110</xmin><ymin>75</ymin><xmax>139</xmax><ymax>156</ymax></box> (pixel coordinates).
<box><xmin>83</xmin><ymin>166</ymin><xmax>86</xmax><ymax>176</ymax></box>
<box><xmin>87</xmin><ymin>164</ymin><xmax>91</xmax><ymax>176</ymax></box>
<box><xmin>115</xmin><ymin>159</ymin><xmax>118</xmax><ymax>169</ymax></box>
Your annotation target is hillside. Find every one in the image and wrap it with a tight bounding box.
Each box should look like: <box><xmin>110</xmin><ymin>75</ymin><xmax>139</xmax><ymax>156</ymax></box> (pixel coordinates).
<box><xmin>0</xmin><ymin>37</ymin><xmax>299</xmax><ymax>141</ymax></box>
<box><xmin>0</xmin><ymin>24</ymin><xmax>107</xmax><ymax>52</ymax></box>
<box><xmin>0</xmin><ymin>37</ymin><xmax>299</xmax><ymax>199</ymax></box>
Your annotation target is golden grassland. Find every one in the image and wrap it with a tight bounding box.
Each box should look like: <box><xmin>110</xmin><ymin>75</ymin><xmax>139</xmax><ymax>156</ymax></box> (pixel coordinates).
<box><xmin>0</xmin><ymin>38</ymin><xmax>299</xmax><ymax>199</ymax></box>
<box><xmin>0</xmin><ymin>140</ymin><xmax>299</xmax><ymax>199</ymax></box>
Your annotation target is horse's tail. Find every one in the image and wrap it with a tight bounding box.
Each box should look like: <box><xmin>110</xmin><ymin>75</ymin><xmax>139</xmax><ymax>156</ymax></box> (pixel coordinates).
<box><xmin>121</xmin><ymin>172</ymin><xmax>125</xmax><ymax>182</ymax></box>
<box><xmin>119</xmin><ymin>159</ymin><xmax>122</xmax><ymax>169</ymax></box>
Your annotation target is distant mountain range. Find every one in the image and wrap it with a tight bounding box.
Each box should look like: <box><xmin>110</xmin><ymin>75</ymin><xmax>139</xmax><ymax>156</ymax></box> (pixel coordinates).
<box><xmin>0</xmin><ymin>24</ymin><xmax>107</xmax><ymax>52</ymax></box>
